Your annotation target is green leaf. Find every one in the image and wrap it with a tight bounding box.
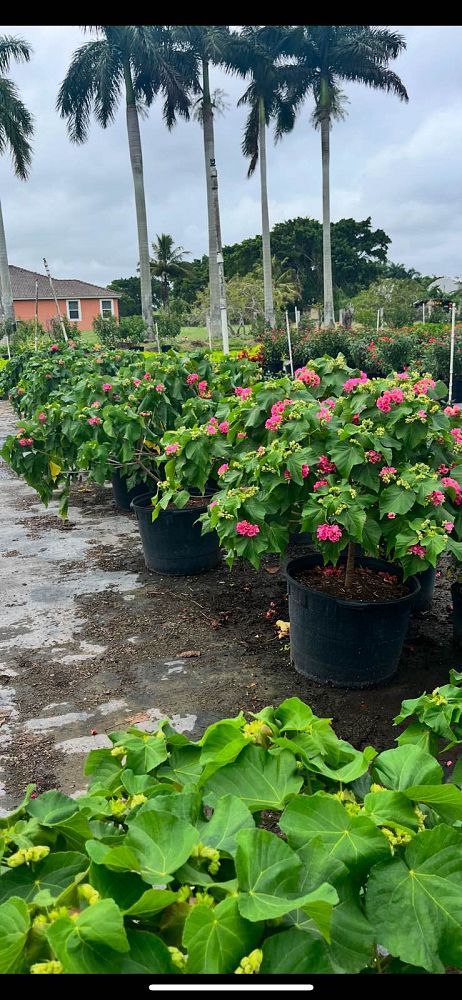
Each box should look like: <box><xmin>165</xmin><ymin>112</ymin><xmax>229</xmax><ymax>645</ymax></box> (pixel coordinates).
<box><xmin>379</xmin><ymin>484</ymin><xmax>417</xmax><ymax>517</ymax></box>
<box><xmin>0</xmin><ymin>851</ymin><xmax>88</xmax><ymax>905</ymax></box>
<box><xmin>261</xmin><ymin>927</ymin><xmax>329</xmax><ymax>974</ymax></box>
<box><xmin>363</xmin><ymin>791</ymin><xmax>420</xmax><ymax>832</ymax></box>
<box><xmin>280</xmin><ymin>793</ymin><xmax>390</xmax><ymax>880</ymax></box>
<box><xmin>366</xmin><ymin>825</ymin><xmax>462</xmax><ymax>973</ymax></box>
<box><xmin>199</xmin><ymin>718</ymin><xmax>248</xmax><ymax>779</ymax></box>
<box><xmin>198</xmin><ymin>795</ymin><xmax>255</xmax><ymax>856</ymax></box>
<box><xmin>87</xmin><ymin>810</ymin><xmax>198</xmax><ymax>885</ymax></box>
<box><xmin>157</xmin><ymin>746</ymin><xmax>203</xmax><ymax>787</ymax></box>
<box><xmin>27</xmin><ymin>789</ymin><xmax>78</xmax><ymax>825</ymax></box>
<box><xmin>120</xmin><ymin>930</ymin><xmax>176</xmax><ymax>974</ymax></box>
<box><xmin>88</xmin><ymin>863</ymin><xmax>148</xmax><ymax>911</ymax></box>
<box><xmin>183</xmin><ymin>897</ymin><xmax>262</xmax><ymax>974</ymax></box>
<box><xmin>262</xmin><ymin>899</ymin><xmax>375</xmax><ymax>975</ymax></box>
<box><xmin>123</xmin><ymin>888</ymin><xmax>178</xmax><ymax>918</ymax></box>
<box><xmin>235</xmin><ymin>828</ymin><xmax>337</xmax><ymax>926</ymax></box>
<box><xmin>0</xmin><ymin>897</ymin><xmax>30</xmax><ymax>973</ymax></box>
<box><xmin>329</xmin><ymin>441</ymin><xmax>364</xmax><ymax>477</ymax></box>
<box><xmin>204</xmin><ymin>745</ymin><xmax>303</xmax><ymax>812</ymax></box>
<box><xmin>116</xmin><ymin>733</ymin><xmax>169</xmax><ymax>774</ymax></box>
<box><xmin>372</xmin><ymin>745</ymin><xmax>443</xmax><ymax>790</ymax></box>
<box><xmin>47</xmin><ymin>899</ymin><xmax>129</xmax><ymax>974</ymax></box>
<box><xmin>139</xmin><ymin>791</ymin><xmax>202</xmax><ymax>825</ymax></box>
<box><xmin>274</xmin><ymin>697</ymin><xmax>318</xmax><ymax>732</ymax></box>
<box><xmin>403</xmin><ymin>784</ymin><xmax>462</xmax><ymax>823</ymax></box>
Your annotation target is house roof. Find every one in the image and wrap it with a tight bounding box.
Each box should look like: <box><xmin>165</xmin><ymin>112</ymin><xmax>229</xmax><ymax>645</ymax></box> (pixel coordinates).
<box><xmin>9</xmin><ymin>265</ymin><xmax>121</xmax><ymax>301</ymax></box>
<box><xmin>429</xmin><ymin>276</ymin><xmax>462</xmax><ymax>295</ymax></box>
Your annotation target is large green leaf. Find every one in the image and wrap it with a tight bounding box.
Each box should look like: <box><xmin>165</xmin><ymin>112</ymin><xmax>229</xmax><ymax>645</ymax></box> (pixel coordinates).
<box><xmin>47</xmin><ymin>900</ymin><xmax>129</xmax><ymax>974</ymax></box>
<box><xmin>137</xmin><ymin>791</ymin><xmax>202</xmax><ymax>825</ymax></box>
<box><xmin>261</xmin><ymin>928</ymin><xmax>330</xmax><ymax>974</ymax></box>
<box><xmin>88</xmin><ymin>863</ymin><xmax>148</xmax><ymax>911</ymax></box>
<box><xmin>235</xmin><ymin>829</ymin><xmax>337</xmax><ymax>927</ymax></box>
<box><xmin>113</xmin><ymin>733</ymin><xmax>169</xmax><ymax>774</ymax></box>
<box><xmin>198</xmin><ymin>717</ymin><xmax>248</xmax><ymax>779</ymax></box>
<box><xmin>157</xmin><ymin>746</ymin><xmax>203</xmax><ymax>788</ymax></box>
<box><xmin>123</xmin><ymin>888</ymin><xmax>178</xmax><ymax>919</ymax></box>
<box><xmin>0</xmin><ymin>897</ymin><xmax>30</xmax><ymax>973</ymax></box>
<box><xmin>372</xmin><ymin>745</ymin><xmax>443</xmax><ymax>790</ymax></box>
<box><xmin>262</xmin><ymin>898</ymin><xmax>374</xmax><ymax>975</ymax></box>
<box><xmin>0</xmin><ymin>851</ymin><xmax>88</xmax><ymax>905</ymax></box>
<box><xmin>274</xmin><ymin>697</ymin><xmax>319</xmax><ymax>732</ymax></box>
<box><xmin>363</xmin><ymin>791</ymin><xmax>420</xmax><ymax>833</ymax></box>
<box><xmin>366</xmin><ymin>825</ymin><xmax>462</xmax><ymax>973</ymax></box>
<box><xmin>403</xmin><ymin>784</ymin><xmax>462</xmax><ymax>823</ymax></box>
<box><xmin>183</xmin><ymin>897</ymin><xmax>262</xmax><ymax>974</ymax></box>
<box><xmin>280</xmin><ymin>793</ymin><xmax>390</xmax><ymax>880</ymax></box>
<box><xmin>198</xmin><ymin>795</ymin><xmax>254</xmax><ymax>856</ymax></box>
<box><xmin>27</xmin><ymin>789</ymin><xmax>78</xmax><ymax>825</ymax></box>
<box><xmin>204</xmin><ymin>746</ymin><xmax>303</xmax><ymax>812</ymax></box>
<box><xmin>120</xmin><ymin>930</ymin><xmax>176</xmax><ymax>974</ymax></box>
<box><xmin>86</xmin><ymin>810</ymin><xmax>198</xmax><ymax>884</ymax></box>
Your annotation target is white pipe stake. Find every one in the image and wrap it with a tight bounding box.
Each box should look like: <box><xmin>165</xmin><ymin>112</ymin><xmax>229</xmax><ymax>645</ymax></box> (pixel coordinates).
<box><xmin>449</xmin><ymin>301</ymin><xmax>457</xmax><ymax>403</ymax></box>
<box><xmin>285</xmin><ymin>309</ymin><xmax>294</xmax><ymax>378</ymax></box>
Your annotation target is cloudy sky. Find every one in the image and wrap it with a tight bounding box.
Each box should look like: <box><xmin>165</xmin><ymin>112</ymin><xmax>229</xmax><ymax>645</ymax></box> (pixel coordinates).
<box><xmin>1</xmin><ymin>25</ymin><xmax>461</xmax><ymax>288</ymax></box>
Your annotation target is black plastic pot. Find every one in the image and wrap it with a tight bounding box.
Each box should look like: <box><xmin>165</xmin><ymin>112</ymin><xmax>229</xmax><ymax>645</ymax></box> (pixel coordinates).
<box><xmin>131</xmin><ymin>492</ymin><xmax>220</xmax><ymax>575</ymax></box>
<box><xmin>451</xmin><ymin>583</ymin><xmax>462</xmax><ymax>646</ymax></box>
<box><xmin>412</xmin><ymin>566</ymin><xmax>437</xmax><ymax>613</ymax></box>
<box><xmin>111</xmin><ymin>471</ymin><xmax>150</xmax><ymax>511</ymax></box>
<box><xmin>286</xmin><ymin>553</ymin><xmax>420</xmax><ymax>688</ymax></box>
<box><xmin>289</xmin><ymin>531</ymin><xmax>313</xmax><ymax>546</ymax></box>
<box><xmin>161</xmin><ymin>344</ymin><xmax>172</xmax><ymax>353</ymax></box>
<box><xmin>114</xmin><ymin>342</ymin><xmax>144</xmax><ymax>351</ymax></box>
<box><xmin>451</xmin><ymin>376</ymin><xmax>462</xmax><ymax>404</ymax></box>
<box><xmin>264</xmin><ymin>359</ymin><xmax>283</xmax><ymax>376</ymax></box>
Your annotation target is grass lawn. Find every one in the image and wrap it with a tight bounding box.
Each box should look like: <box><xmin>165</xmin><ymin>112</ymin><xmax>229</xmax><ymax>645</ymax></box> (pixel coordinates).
<box><xmin>80</xmin><ymin>324</ymin><xmax>256</xmax><ymax>352</ymax></box>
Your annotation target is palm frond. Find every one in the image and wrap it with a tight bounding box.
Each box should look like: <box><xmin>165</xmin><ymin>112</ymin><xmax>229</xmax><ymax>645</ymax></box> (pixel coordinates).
<box><xmin>241</xmin><ymin>100</ymin><xmax>260</xmax><ymax>176</ymax></box>
<box><xmin>0</xmin><ymin>35</ymin><xmax>32</xmax><ymax>72</ymax></box>
<box><xmin>57</xmin><ymin>39</ymin><xmax>122</xmax><ymax>141</ymax></box>
<box><xmin>0</xmin><ymin>77</ymin><xmax>34</xmax><ymax>178</ymax></box>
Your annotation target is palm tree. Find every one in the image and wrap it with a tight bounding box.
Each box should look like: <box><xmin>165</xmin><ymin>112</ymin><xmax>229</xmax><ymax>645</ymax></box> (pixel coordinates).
<box><xmin>233</xmin><ymin>26</ymin><xmax>298</xmax><ymax>329</ymax></box>
<box><xmin>150</xmin><ymin>233</ymin><xmax>189</xmax><ymax>309</ymax></box>
<box><xmin>57</xmin><ymin>26</ymin><xmax>196</xmax><ymax>336</ymax></box>
<box><xmin>281</xmin><ymin>26</ymin><xmax>408</xmax><ymax>327</ymax></box>
<box><xmin>171</xmin><ymin>26</ymin><xmax>232</xmax><ymax>342</ymax></box>
<box><xmin>0</xmin><ymin>35</ymin><xmax>34</xmax><ymax>325</ymax></box>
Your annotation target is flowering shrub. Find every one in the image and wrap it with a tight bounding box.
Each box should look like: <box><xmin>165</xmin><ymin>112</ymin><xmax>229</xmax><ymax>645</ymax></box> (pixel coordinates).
<box><xmin>2</xmin><ymin>679</ymin><xmax>462</xmax><ymax>974</ymax></box>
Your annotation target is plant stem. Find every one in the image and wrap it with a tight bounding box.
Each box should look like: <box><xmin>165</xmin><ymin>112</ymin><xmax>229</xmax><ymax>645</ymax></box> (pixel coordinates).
<box><xmin>345</xmin><ymin>541</ymin><xmax>356</xmax><ymax>593</ymax></box>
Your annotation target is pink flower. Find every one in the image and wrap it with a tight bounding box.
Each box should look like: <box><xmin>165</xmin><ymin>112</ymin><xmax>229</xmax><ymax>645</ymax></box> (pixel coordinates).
<box><xmin>143</xmin><ymin>372</ymin><xmax>151</xmax><ymax>380</ymax></box>
<box><xmin>133</xmin><ymin>378</ymin><xmax>142</xmax><ymax>386</ymax></box>
<box><xmin>90</xmin><ymin>401</ymin><xmax>101</xmax><ymax>408</ymax></box>
<box><xmin>236</xmin><ymin>520</ymin><xmax>260</xmax><ymax>537</ymax></box>
<box><xmin>38</xmin><ymin>412</ymin><xmax>46</xmax><ymax>423</ymax></box>
<box><xmin>265</xmin><ymin>415</ymin><xmax>282</xmax><ymax>431</ymax></box>
<box><xmin>323</xmin><ymin>398</ymin><xmax>336</xmax><ymax>409</ymax></box>
<box><xmin>451</xmin><ymin>427</ymin><xmax>462</xmax><ymax>444</ymax></box>
<box><xmin>379</xmin><ymin>466</ymin><xmax>397</xmax><ymax>479</ymax></box>
<box><xmin>387</xmin><ymin>512</ymin><xmax>396</xmax><ymax>519</ymax></box>
<box><xmin>271</xmin><ymin>398</ymin><xmax>294</xmax><ymax>417</ymax></box>
<box><xmin>417</xmin><ymin>409</ymin><xmax>427</xmax><ymax>420</ymax></box>
<box><xmin>186</xmin><ymin>372</ymin><xmax>199</xmax><ymax>385</ymax></box>
<box><xmin>18</xmin><ymin>438</ymin><xmax>28</xmax><ymax>446</ymax></box>
<box><xmin>206</xmin><ymin>423</ymin><xmax>218</xmax><ymax>435</ymax></box>
<box><xmin>409</xmin><ymin>544</ymin><xmax>426</xmax><ymax>558</ymax></box>
<box><xmin>316</xmin><ymin>407</ymin><xmax>333</xmax><ymax>422</ymax></box>
<box><xmin>316</xmin><ymin>523</ymin><xmax>342</xmax><ymax>542</ymax></box>
<box><xmin>430</xmin><ymin>490</ymin><xmax>445</xmax><ymax>506</ymax></box>
<box><xmin>318</xmin><ymin>455</ymin><xmax>336</xmax><ymax>474</ymax></box>
<box><xmin>396</xmin><ymin>371</ymin><xmax>409</xmax><ymax>380</ymax></box>
<box><xmin>438</xmin><ymin>464</ymin><xmax>450</xmax><ymax>475</ymax></box>
<box><xmin>218</xmin><ymin>421</ymin><xmax>230</xmax><ymax>434</ymax></box>
<box><xmin>50</xmin><ymin>344</ymin><xmax>59</xmax><ymax>351</ymax></box>
<box><xmin>414</xmin><ymin>377</ymin><xmax>435</xmax><ymax>395</ymax></box>
<box><xmin>343</xmin><ymin>372</ymin><xmax>368</xmax><ymax>393</ymax></box>
<box><xmin>352</xmin><ymin>413</ymin><xmax>360</xmax><ymax>425</ymax></box>
<box><xmin>87</xmin><ymin>416</ymin><xmax>102</xmax><ymax>426</ymax></box>
<box><xmin>209</xmin><ymin>500</ymin><xmax>219</xmax><ymax>509</ymax></box>
<box><xmin>445</xmin><ymin>404</ymin><xmax>460</xmax><ymax>417</ymax></box>
<box><xmin>25</xmin><ymin>437</ymin><xmax>33</xmax><ymax>445</ymax></box>
<box><xmin>313</xmin><ymin>479</ymin><xmax>328</xmax><ymax>491</ymax></box>
<box><xmin>237</xmin><ymin>431</ymin><xmax>247</xmax><ymax>440</ymax></box>
<box><xmin>217</xmin><ymin>464</ymin><xmax>229</xmax><ymax>476</ymax></box>
<box><xmin>257</xmin><ymin>446</ymin><xmax>266</xmax><ymax>455</ymax></box>
<box><xmin>376</xmin><ymin>398</ymin><xmax>391</xmax><ymax>413</ymax></box>
<box><xmin>366</xmin><ymin>450</ymin><xmax>382</xmax><ymax>464</ymax></box>
<box><xmin>234</xmin><ymin>386</ymin><xmax>252</xmax><ymax>400</ymax></box>
<box><xmin>208</xmin><ymin>417</ymin><xmax>218</xmax><ymax>425</ymax></box>
<box><xmin>155</xmin><ymin>383</ymin><xmax>165</xmax><ymax>393</ymax></box>
<box><xmin>443</xmin><ymin>520</ymin><xmax>454</xmax><ymax>533</ymax></box>
<box><xmin>441</xmin><ymin>476</ymin><xmax>461</xmax><ymax>492</ymax></box>
<box><xmin>198</xmin><ymin>380</ymin><xmax>208</xmax><ymax>395</ymax></box>
<box><xmin>102</xmin><ymin>383</ymin><xmax>112</xmax><ymax>392</ymax></box>
<box><xmin>165</xmin><ymin>442</ymin><xmax>180</xmax><ymax>455</ymax></box>
<box><xmin>301</xmin><ymin>464</ymin><xmax>310</xmax><ymax>478</ymax></box>
<box><xmin>283</xmin><ymin>469</ymin><xmax>291</xmax><ymax>480</ymax></box>
<box><xmin>294</xmin><ymin>367</ymin><xmax>321</xmax><ymax>387</ymax></box>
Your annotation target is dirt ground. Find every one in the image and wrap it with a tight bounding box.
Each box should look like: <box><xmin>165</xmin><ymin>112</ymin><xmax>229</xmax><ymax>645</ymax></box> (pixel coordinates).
<box><xmin>0</xmin><ymin>399</ymin><xmax>459</xmax><ymax>812</ymax></box>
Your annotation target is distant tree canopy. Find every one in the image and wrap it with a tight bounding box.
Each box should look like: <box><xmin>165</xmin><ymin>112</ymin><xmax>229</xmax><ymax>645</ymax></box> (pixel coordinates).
<box><xmin>108</xmin><ymin>276</ymin><xmax>162</xmax><ymax>316</ymax></box>
<box><xmin>350</xmin><ymin>276</ymin><xmax>436</xmax><ymax>328</ymax></box>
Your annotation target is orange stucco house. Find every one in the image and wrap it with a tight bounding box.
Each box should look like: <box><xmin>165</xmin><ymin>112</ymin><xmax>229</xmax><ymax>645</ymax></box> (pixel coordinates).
<box><xmin>10</xmin><ymin>265</ymin><xmax>120</xmax><ymax>333</ymax></box>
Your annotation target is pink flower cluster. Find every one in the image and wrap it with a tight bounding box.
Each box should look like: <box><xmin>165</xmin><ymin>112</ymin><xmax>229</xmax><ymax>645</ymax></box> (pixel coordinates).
<box><xmin>438</xmin><ymin>464</ymin><xmax>450</xmax><ymax>475</ymax></box>
<box><xmin>316</xmin><ymin>523</ymin><xmax>343</xmax><ymax>542</ymax></box>
<box><xmin>102</xmin><ymin>383</ymin><xmax>112</xmax><ymax>392</ymax></box>
<box><xmin>38</xmin><ymin>412</ymin><xmax>46</xmax><ymax>423</ymax></box>
<box><xmin>234</xmin><ymin>386</ymin><xmax>252</xmax><ymax>400</ymax></box>
<box><xmin>396</xmin><ymin>371</ymin><xmax>409</xmax><ymax>380</ymax></box>
<box><xmin>366</xmin><ymin>450</ymin><xmax>382</xmax><ymax>464</ymax></box>
<box><xmin>236</xmin><ymin>520</ymin><xmax>260</xmax><ymax>537</ymax></box>
<box><xmin>237</xmin><ymin>431</ymin><xmax>247</xmax><ymax>440</ymax></box>
<box><xmin>218</xmin><ymin>421</ymin><xmax>229</xmax><ymax>434</ymax></box>
<box><xmin>443</xmin><ymin>520</ymin><xmax>454</xmax><ymax>533</ymax></box>
<box><xmin>313</xmin><ymin>479</ymin><xmax>328</xmax><ymax>491</ymax></box>
<box><xmin>87</xmin><ymin>416</ymin><xmax>102</xmax><ymax>426</ymax></box>
<box><xmin>155</xmin><ymin>383</ymin><xmax>165</xmax><ymax>393</ymax></box>
<box><xmin>198</xmin><ymin>380</ymin><xmax>208</xmax><ymax>395</ymax></box>
<box><xmin>294</xmin><ymin>367</ymin><xmax>321</xmax><ymax>387</ymax></box>
<box><xmin>316</xmin><ymin>405</ymin><xmax>333</xmax><ymax>422</ymax></box>
<box><xmin>90</xmin><ymin>401</ymin><xmax>101</xmax><ymax>408</ymax></box>
<box><xmin>318</xmin><ymin>455</ymin><xmax>336</xmax><ymax>474</ymax></box>
<box><xmin>343</xmin><ymin>372</ymin><xmax>368</xmax><ymax>393</ymax></box>
<box><xmin>387</xmin><ymin>512</ymin><xmax>396</xmax><ymax>519</ymax></box>
<box><xmin>165</xmin><ymin>442</ymin><xmax>180</xmax><ymax>455</ymax></box>
<box><xmin>265</xmin><ymin>415</ymin><xmax>282</xmax><ymax>431</ymax></box>
<box><xmin>451</xmin><ymin>427</ymin><xmax>462</xmax><ymax>445</ymax></box>
<box><xmin>444</xmin><ymin>404</ymin><xmax>460</xmax><ymax>417</ymax></box>
<box><xmin>18</xmin><ymin>437</ymin><xmax>33</xmax><ymax>446</ymax></box>
<box><xmin>430</xmin><ymin>490</ymin><xmax>445</xmax><ymax>506</ymax></box>
<box><xmin>283</xmin><ymin>469</ymin><xmax>291</xmax><ymax>480</ymax></box>
<box><xmin>265</xmin><ymin>397</ymin><xmax>293</xmax><ymax>431</ymax></box>
<box><xmin>441</xmin><ymin>476</ymin><xmax>461</xmax><ymax>493</ymax></box>
<box><xmin>133</xmin><ymin>378</ymin><xmax>141</xmax><ymax>386</ymax></box>
<box><xmin>50</xmin><ymin>344</ymin><xmax>59</xmax><ymax>351</ymax></box>
<box><xmin>186</xmin><ymin>372</ymin><xmax>199</xmax><ymax>385</ymax></box>
<box><xmin>301</xmin><ymin>464</ymin><xmax>310</xmax><ymax>478</ymax></box>
<box><xmin>376</xmin><ymin>387</ymin><xmax>404</xmax><ymax>412</ymax></box>
<box><xmin>409</xmin><ymin>544</ymin><xmax>426</xmax><ymax>558</ymax></box>
<box><xmin>414</xmin><ymin>377</ymin><xmax>435</xmax><ymax>395</ymax></box>
<box><xmin>217</xmin><ymin>464</ymin><xmax>229</xmax><ymax>476</ymax></box>
<box><xmin>379</xmin><ymin>466</ymin><xmax>397</xmax><ymax>479</ymax></box>
<box><xmin>352</xmin><ymin>413</ymin><xmax>360</xmax><ymax>425</ymax></box>
<box><xmin>205</xmin><ymin>422</ymin><xmax>218</xmax><ymax>435</ymax></box>
<box><xmin>143</xmin><ymin>372</ymin><xmax>151</xmax><ymax>380</ymax></box>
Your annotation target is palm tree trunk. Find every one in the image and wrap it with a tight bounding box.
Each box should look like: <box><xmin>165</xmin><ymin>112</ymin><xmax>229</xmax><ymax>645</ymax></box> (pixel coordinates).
<box><xmin>320</xmin><ymin>117</ymin><xmax>334</xmax><ymax>329</ymax></box>
<box><xmin>202</xmin><ymin>59</ymin><xmax>221</xmax><ymax>339</ymax></box>
<box><xmin>0</xmin><ymin>198</ymin><xmax>15</xmax><ymax>324</ymax></box>
<box><xmin>258</xmin><ymin>98</ymin><xmax>275</xmax><ymax>329</ymax></box>
<box><xmin>124</xmin><ymin>62</ymin><xmax>153</xmax><ymax>336</ymax></box>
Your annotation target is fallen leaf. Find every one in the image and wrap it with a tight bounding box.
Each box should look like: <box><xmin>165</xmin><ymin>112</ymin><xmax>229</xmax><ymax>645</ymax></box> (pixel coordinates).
<box><xmin>126</xmin><ymin>711</ymin><xmax>150</xmax><ymax>724</ymax></box>
<box><xmin>275</xmin><ymin>620</ymin><xmax>290</xmax><ymax>639</ymax></box>
<box><xmin>176</xmin><ymin>650</ymin><xmax>201</xmax><ymax>658</ymax></box>
<box><xmin>264</xmin><ymin>566</ymin><xmax>280</xmax><ymax>575</ymax></box>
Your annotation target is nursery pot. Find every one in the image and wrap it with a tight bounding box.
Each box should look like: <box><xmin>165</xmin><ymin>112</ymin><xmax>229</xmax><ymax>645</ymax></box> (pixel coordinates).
<box><xmin>111</xmin><ymin>471</ymin><xmax>150</xmax><ymax>511</ymax></box>
<box><xmin>161</xmin><ymin>343</ymin><xmax>172</xmax><ymax>353</ymax></box>
<box><xmin>451</xmin><ymin>376</ymin><xmax>462</xmax><ymax>404</ymax></box>
<box><xmin>264</xmin><ymin>359</ymin><xmax>283</xmax><ymax>376</ymax></box>
<box><xmin>412</xmin><ymin>565</ymin><xmax>437</xmax><ymax>613</ymax></box>
<box><xmin>286</xmin><ymin>553</ymin><xmax>420</xmax><ymax>688</ymax></box>
<box><xmin>451</xmin><ymin>583</ymin><xmax>462</xmax><ymax>646</ymax></box>
<box><xmin>131</xmin><ymin>492</ymin><xmax>220</xmax><ymax>575</ymax></box>
<box><xmin>289</xmin><ymin>531</ymin><xmax>313</xmax><ymax>546</ymax></box>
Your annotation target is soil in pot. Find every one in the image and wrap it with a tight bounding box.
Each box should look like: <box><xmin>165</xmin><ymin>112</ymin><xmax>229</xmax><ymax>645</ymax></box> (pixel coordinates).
<box><xmin>131</xmin><ymin>491</ymin><xmax>220</xmax><ymax>575</ymax></box>
<box><xmin>286</xmin><ymin>553</ymin><xmax>420</xmax><ymax>689</ymax></box>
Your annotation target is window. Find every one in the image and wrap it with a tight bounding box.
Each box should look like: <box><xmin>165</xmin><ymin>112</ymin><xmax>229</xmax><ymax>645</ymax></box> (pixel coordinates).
<box><xmin>67</xmin><ymin>299</ymin><xmax>81</xmax><ymax>321</ymax></box>
<box><xmin>100</xmin><ymin>299</ymin><xmax>114</xmax><ymax>319</ymax></box>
